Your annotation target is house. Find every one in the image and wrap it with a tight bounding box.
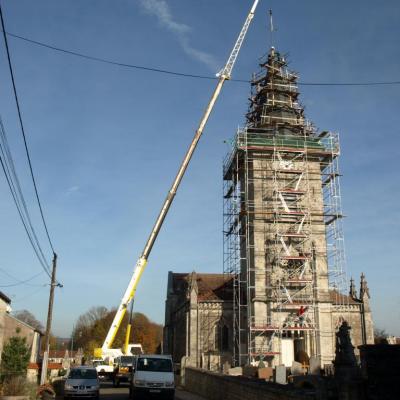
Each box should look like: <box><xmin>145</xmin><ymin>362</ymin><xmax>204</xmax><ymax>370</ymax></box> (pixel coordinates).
<box><xmin>0</xmin><ymin>291</ymin><xmax>43</xmax><ymax>380</ymax></box>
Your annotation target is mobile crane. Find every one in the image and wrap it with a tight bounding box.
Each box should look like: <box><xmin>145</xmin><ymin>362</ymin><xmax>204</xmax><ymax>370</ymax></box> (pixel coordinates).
<box><xmin>94</xmin><ymin>0</ymin><xmax>260</xmax><ymax>361</ymax></box>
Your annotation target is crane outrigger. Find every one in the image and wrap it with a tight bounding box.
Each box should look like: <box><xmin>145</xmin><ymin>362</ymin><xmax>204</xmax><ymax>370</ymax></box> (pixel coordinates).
<box><xmin>94</xmin><ymin>0</ymin><xmax>260</xmax><ymax>360</ymax></box>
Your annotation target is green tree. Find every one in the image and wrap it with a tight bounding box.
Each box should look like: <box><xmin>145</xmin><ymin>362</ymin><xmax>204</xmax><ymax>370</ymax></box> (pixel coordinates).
<box><xmin>0</xmin><ymin>336</ymin><xmax>30</xmax><ymax>377</ymax></box>
<box><xmin>72</xmin><ymin>307</ymin><xmax>163</xmax><ymax>355</ymax></box>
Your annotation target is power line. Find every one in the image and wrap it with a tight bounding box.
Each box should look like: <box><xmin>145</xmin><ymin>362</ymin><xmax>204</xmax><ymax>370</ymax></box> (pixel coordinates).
<box><xmin>4</xmin><ymin>30</ymin><xmax>400</xmax><ymax>87</ymax></box>
<box><xmin>0</xmin><ymin>146</ymin><xmax>52</xmax><ymax>278</ymax></box>
<box><xmin>12</xmin><ymin>285</ymin><xmax>48</xmax><ymax>303</ymax></box>
<box><xmin>5</xmin><ymin>31</ymin><xmax>218</xmax><ymax>81</ymax></box>
<box><xmin>0</xmin><ymin>5</ymin><xmax>56</xmax><ymax>255</ymax></box>
<box><xmin>0</xmin><ymin>267</ymin><xmax>44</xmax><ymax>287</ymax></box>
<box><xmin>0</xmin><ymin>118</ymin><xmax>52</xmax><ymax>276</ymax></box>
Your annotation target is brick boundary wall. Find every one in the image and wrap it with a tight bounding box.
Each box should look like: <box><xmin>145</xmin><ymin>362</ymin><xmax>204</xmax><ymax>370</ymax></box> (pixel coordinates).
<box><xmin>184</xmin><ymin>367</ymin><xmax>315</xmax><ymax>400</ymax></box>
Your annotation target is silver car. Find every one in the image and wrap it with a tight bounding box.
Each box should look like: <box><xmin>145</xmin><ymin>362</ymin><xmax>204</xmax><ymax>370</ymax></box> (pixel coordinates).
<box><xmin>64</xmin><ymin>367</ymin><xmax>100</xmax><ymax>400</ymax></box>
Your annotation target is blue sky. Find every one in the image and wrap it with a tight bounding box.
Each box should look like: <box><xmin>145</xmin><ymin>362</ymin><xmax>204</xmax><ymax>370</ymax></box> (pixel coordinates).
<box><xmin>0</xmin><ymin>0</ymin><xmax>399</xmax><ymax>338</ymax></box>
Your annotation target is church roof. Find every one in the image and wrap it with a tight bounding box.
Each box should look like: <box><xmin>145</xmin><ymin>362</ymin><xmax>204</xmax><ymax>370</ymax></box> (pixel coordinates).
<box><xmin>170</xmin><ymin>273</ymin><xmax>360</xmax><ymax>305</ymax></box>
<box><xmin>171</xmin><ymin>273</ymin><xmax>233</xmax><ymax>302</ymax></box>
<box><xmin>329</xmin><ymin>289</ymin><xmax>360</xmax><ymax>305</ymax></box>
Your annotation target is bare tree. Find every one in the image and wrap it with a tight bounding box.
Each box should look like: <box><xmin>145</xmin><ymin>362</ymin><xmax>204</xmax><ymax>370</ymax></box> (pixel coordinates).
<box><xmin>374</xmin><ymin>327</ymin><xmax>388</xmax><ymax>344</ymax></box>
<box><xmin>13</xmin><ymin>309</ymin><xmax>44</xmax><ymax>332</ymax></box>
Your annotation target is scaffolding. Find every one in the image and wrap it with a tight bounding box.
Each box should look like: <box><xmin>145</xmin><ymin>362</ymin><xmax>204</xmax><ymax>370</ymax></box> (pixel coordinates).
<box><xmin>223</xmin><ymin>48</ymin><xmax>347</xmax><ymax>367</ymax></box>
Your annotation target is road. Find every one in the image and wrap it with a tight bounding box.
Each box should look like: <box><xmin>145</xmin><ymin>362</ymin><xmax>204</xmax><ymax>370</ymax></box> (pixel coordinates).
<box><xmin>99</xmin><ymin>381</ymin><xmax>206</xmax><ymax>400</ymax></box>
<box><xmin>100</xmin><ymin>381</ymin><xmax>127</xmax><ymax>400</ymax></box>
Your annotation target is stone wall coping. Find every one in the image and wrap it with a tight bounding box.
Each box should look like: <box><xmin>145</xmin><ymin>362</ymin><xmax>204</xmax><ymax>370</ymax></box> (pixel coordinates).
<box><xmin>185</xmin><ymin>367</ymin><xmax>314</xmax><ymax>398</ymax></box>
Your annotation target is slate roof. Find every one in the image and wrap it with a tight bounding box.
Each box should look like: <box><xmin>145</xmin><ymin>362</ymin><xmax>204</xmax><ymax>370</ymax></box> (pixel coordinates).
<box><xmin>329</xmin><ymin>289</ymin><xmax>361</xmax><ymax>305</ymax></box>
<box><xmin>170</xmin><ymin>273</ymin><xmax>360</xmax><ymax>306</ymax></box>
<box><xmin>171</xmin><ymin>273</ymin><xmax>233</xmax><ymax>302</ymax></box>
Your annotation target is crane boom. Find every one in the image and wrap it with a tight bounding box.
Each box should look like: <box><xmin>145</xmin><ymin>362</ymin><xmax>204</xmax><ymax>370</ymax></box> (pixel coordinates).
<box><xmin>97</xmin><ymin>0</ymin><xmax>260</xmax><ymax>356</ymax></box>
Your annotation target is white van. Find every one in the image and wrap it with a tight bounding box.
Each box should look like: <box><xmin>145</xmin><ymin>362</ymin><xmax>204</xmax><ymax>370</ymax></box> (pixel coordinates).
<box><xmin>130</xmin><ymin>354</ymin><xmax>175</xmax><ymax>399</ymax></box>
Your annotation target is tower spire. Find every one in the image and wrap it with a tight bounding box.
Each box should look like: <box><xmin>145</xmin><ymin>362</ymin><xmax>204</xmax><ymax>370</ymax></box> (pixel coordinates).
<box><xmin>246</xmin><ymin>45</ymin><xmax>307</xmax><ymax>137</ymax></box>
<box><xmin>349</xmin><ymin>277</ymin><xmax>357</xmax><ymax>299</ymax></box>
<box><xmin>269</xmin><ymin>9</ymin><xmax>274</xmax><ymax>49</ymax></box>
<box><xmin>360</xmin><ymin>273</ymin><xmax>370</xmax><ymax>299</ymax></box>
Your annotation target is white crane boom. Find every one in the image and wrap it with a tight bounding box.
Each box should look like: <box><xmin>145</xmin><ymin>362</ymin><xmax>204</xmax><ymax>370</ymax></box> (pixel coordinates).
<box><xmin>218</xmin><ymin>0</ymin><xmax>259</xmax><ymax>79</ymax></box>
<box><xmin>96</xmin><ymin>0</ymin><xmax>260</xmax><ymax>357</ymax></box>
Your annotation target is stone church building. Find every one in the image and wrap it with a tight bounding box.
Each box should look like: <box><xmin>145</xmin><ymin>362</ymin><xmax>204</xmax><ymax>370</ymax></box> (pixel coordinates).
<box><xmin>164</xmin><ymin>272</ymin><xmax>373</xmax><ymax>370</ymax></box>
<box><xmin>164</xmin><ymin>272</ymin><xmax>233</xmax><ymax>370</ymax></box>
<box><xmin>164</xmin><ymin>47</ymin><xmax>374</xmax><ymax>370</ymax></box>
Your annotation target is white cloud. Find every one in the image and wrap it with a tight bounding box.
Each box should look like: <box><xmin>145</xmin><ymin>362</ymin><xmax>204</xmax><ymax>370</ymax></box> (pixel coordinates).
<box><xmin>138</xmin><ymin>0</ymin><xmax>218</xmax><ymax>71</ymax></box>
<box><xmin>65</xmin><ymin>185</ymin><xmax>80</xmax><ymax>195</ymax></box>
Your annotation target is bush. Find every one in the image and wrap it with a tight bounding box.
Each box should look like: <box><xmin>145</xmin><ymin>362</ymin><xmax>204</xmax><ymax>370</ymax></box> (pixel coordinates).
<box><xmin>2</xmin><ymin>376</ymin><xmax>38</xmax><ymax>399</ymax></box>
<box><xmin>2</xmin><ymin>376</ymin><xmax>30</xmax><ymax>396</ymax></box>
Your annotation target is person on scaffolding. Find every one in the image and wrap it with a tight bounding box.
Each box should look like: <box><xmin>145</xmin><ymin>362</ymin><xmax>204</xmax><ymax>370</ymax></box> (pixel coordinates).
<box><xmin>297</xmin><ymin>306</ymin><xmax>308</xmax><ymax>326</ymax></box>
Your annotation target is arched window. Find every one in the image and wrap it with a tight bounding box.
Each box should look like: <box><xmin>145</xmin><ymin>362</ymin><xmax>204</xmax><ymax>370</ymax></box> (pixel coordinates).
<box><xmin>221</xmin><ymin>325</ymin><xmax>229</xmax><ymax>351</ymax></box>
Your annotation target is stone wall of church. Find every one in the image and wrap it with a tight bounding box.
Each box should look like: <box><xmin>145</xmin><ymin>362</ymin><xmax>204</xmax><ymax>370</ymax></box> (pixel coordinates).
<box><xmin>165</xmin><ymin>281</ymin><xmax>233</xmax><ymax>370</ymax></box>
<box><xmin>197</xmin><ymin>303</ymin><xmax>233</xmax><ymax>370</ymax></box>
<box><xmin>242</xmin><ymin>154</ymin><xmax>334</xmax><ymax>366</ymax></box>
<box><xmin>164</xmin><ymin>296</ymin><xmax>188</xmax><ymax>364</ymax></box>
<box><xmin>332</xmin><ymin>304</ymin><xmax>374</xmax><ymax>359</ymax></box>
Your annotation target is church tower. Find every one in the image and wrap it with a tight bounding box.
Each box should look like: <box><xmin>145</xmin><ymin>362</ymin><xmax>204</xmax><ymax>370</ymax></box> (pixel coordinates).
<box><xmin>223</xmin><ymin>47</ymin><xmax>346</xmax><ymax>367</ymax></box>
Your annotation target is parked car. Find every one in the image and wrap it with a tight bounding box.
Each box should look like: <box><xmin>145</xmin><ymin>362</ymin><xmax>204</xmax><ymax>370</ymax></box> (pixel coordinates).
<box><xmin>130</xmin><ymin>354</ymin><xmax>175</xmax><ymax>399</ymax></box>
<box><xmin>64</xmin><ymin>366</ymin><xmax>100</xmax><ymax>400</ymax></box>
<box><xmin>113</xmin><ymin>355</ymin><xmax>135</xmax><ymax>387</ymax></box>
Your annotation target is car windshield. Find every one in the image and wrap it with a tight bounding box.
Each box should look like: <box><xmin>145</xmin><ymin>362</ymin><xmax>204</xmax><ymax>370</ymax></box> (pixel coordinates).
<box><xmin>69</xmin><ymin>369</ymin><xmax>97</xmax><ymax>379</ymax></box>
<box><xmin>92</xmin><ymin>361</ymin><xmax>104</xmax><ymax>367</ymax></box>
<box><xmin>119</xmin><ymin>356</ymin><xmax>134</xmax><ymax>366</ymax></box>
<box><xmin>136</xmin><ymin>357</ymin><xmax>172</xmax><ymax>372</ymax></box>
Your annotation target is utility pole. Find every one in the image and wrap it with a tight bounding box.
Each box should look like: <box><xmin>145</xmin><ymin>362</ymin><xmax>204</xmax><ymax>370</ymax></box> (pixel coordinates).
<box><xmin>41</xmin><ymin>253</ymin><xmax>60</xmax><ymax>384</ymax></box>
<box><xmin>44</xmin><ymin>253</ymin><xmax>57</xmax><ymax>352</ymax></box>
<box><xmin>70</xmin><ymin>325</ymin><xmax>74</xmax><ymax>353</ymax></box>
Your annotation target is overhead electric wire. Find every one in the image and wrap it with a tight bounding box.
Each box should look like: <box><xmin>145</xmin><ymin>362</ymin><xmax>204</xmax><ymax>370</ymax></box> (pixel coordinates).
<box><xmin>0</xmin><ymin>118</ymin><xmax>51</xmax><ymax>276</ymax></box>
<box><xmin>5</xmin><ymin>30</ymin><xmax>218</xmax><ymax>81</ymax></box>
<box><xmin>3</xmin><ymin>30</ymin><xmax>400</xmax><ymax>87</ymax></box>
<box><xmin>0</xmin><ymin>150</ymin><xmax>51</xmax><ymax>278</ymax></box>
<box><xmin>0</xmin><ymin>5</ymin><xmax>56</xmax><ymax>256</ymax></box>
<box><xmin>0</xmin><ymin>267</ymin><xmax>44</xmax><ymax>287</ymax></box>
<box><xmin>12</xmin><ymin>285</ymin><xmax>48</xmax><ymax>303</ymax></box>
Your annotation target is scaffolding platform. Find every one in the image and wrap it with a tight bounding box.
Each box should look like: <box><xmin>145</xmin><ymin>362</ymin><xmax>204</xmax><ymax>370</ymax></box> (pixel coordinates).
<box><xmin>223</xmin><ymin>47</ymin><xmax>347</xmax><ymax>367</ymax></box>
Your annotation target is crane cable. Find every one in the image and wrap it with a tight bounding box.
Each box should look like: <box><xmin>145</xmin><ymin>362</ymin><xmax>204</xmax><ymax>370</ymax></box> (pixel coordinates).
<box><xmin>0</xmin><ymin>4</ymin><xmax>56</xmax><ymax>256</ymax></box>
